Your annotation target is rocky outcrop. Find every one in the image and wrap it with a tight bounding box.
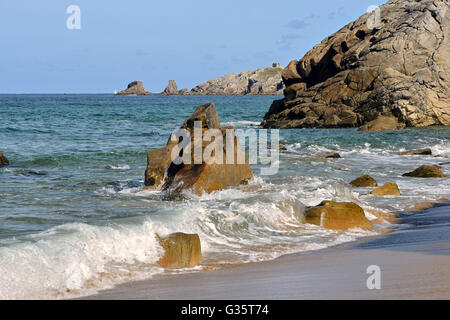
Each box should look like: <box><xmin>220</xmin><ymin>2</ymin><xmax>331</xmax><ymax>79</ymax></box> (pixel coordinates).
<box><xmin>403</xmin><ymin>165</ymin><xmax>446</xmax><ymax>178</ymax></box>
<box><xmin>161</xmin><ymin>80</ymin><xmax>190</xmax><ymax>95</ymax></box>
<box><xmin>397</xmin><ymin>148</ymin><xmax>433</xmax><ymax>156</ymax></box>
<box><xmin>304</xmin><ymin>201</ymin><xmax>372</xmax><ymax>230</ymax></box>
<box><xmin>371</xmin><ymin>182</ymin><xmax>400</xmax><ymax>196</ymax></box>
<box><xmin>116</xmin><ymin>81</ymin><xmax>151</xmax><ymax>95</ymax></box>
<box><xmin>0</xmin><ymin>152</ymin><xmax>9</xmax><ymax>167</ymax></box>
<box><xmin>350</xmin><ymin>175</ymin><xmax>378</xmax><ymax>187</ymax></box>
<box><xmin>144</xmin><ymin>103</ymin><xmax>254</xmax><ymax>194</ymax></box>
<box><xmin>190</xmin><ymin>63</ymin><xmax>284</xmax><ymax>95</ymax></box>
<box><xmin>262</xmin><ymin>0</ymin><xmax>450</xmax><ymax>129</ymax></box>
<box><xmin>157</xmin><ymin>233</ymin><xmax>202</xmax><ymax>268</ymax></box>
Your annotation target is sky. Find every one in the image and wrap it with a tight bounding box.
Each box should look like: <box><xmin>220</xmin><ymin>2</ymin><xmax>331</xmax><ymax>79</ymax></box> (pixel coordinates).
<box><xmin>0</xmin><ymin>0</ymin><xmax>386</xmax><ymax>93</ymax></box>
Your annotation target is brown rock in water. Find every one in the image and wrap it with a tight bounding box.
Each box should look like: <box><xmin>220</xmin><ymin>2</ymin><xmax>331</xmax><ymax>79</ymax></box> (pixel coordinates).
<box><xmin>304</xmin><ymin>201</ymin><xmax>372</xmax><ymax>230</ymax></box>
<box><xmin>358</xmin><ymin>116</ymin><xmax>405</xmax><ymax>132</ymax></box>
<box><xmin>274</xmin><ymin>145</ymin><xmax>287</xmax><ymax>151</ymax></box>
<box><xmin>370</xmin><ymin>182</ymin><xmax>400</xmax><ymax>196</ymax></box>
<box><xmin>318</xmin><ymin>152</ymin><xmax>341</xmax><ymax>159</ymax></box>
<box><xmin>161</xmin><ymin>80</ymin><xmax>179</xmax><ymax>95</ymax></box>
<box><xmin>262</xmin><ymin>0</ymin><xmax>450</xmax><ymax>129</ymax></box>
<box><xmin>157</xmin><ymin>233</ymin><xmax>202</xmax><ymax>268</ymax></box>
<box><xmin>144</xmin><ymin>103</ymin><xmax>253</xmax><ymax>194</ymax></box>
<box><xmin>403</xmin><ymin>165</ymin><xmax>446</xmax><ymax>178</ymax></box>
<box><xmin>116</xmin><ymin>81</ymin><xmax>151</xmax><ymax>95</ymax></box>
<box><xmin>350</xmin><ymin>175</ymin><xmax>378</xmax><ymax>187</ymax></box>
<box><xmin>0</xmin><ymin>152</ymin><xmax>9</xmax><ymax>167</ymax></box>
<box><xmin>397</xmin><ymin>148</ymin><xmax>432</xmax><ymax>156</ymax></box>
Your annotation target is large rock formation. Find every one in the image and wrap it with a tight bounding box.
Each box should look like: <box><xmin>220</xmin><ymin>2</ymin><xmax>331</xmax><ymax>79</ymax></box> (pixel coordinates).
<box><xmin>157</xmin><ymin>233</ymin><xmax>202</xmax><ymax>268</ymax></box>
<box><xmin>144</xmin><ymin>103</ymin><xmax>254</xmax><ymax>194</ymax></box>
<box><xmin>262</xmin><ymin>0</ymin><xmax>450</xmax><ymax>129</ymax></box>
<box><xmin>0</xmin><ymin>152</ymin><xmax>9</xmax><ymax>167</ymax></box>
<box><xmin>304</xmin><ymin>201</ymin><xmax>373</xmax><ymax>230</ymax></box>
<box><xmin>161</xmin><ymin>80</ymin><xmax>189</xmax><ymax>95</ymax></box>
<box><xmin>116</xmin><ymin>81</ymin><xmax>151</xmax><ymax>95</ymax></box>
<box><xmin>189</xmin><ymin>63</ymin><xmax>284</xmax><ymax>95</ymax></box>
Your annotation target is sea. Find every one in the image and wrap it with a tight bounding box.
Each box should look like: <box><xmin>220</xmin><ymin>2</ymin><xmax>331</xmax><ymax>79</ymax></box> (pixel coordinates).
<box><xmin>0</xmin><ymin>94</ymin><xmax>449</xmax><ymax>299</ymax></box>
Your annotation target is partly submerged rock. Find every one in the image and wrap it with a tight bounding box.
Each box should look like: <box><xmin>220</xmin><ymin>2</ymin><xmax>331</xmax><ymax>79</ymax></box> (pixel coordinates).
<box><xmin>370</xmin><ymin>182</ymin><xmax>400</xmax><ymax>196</ymax></box>
<box><xmin>116</xmin><ymin>81</ymin><xmax>151</xmax><ymax>95</ymax></box>
<box><xmin>358</xmin><ymin>116</ymin><xmax>405</xmax><ymax>132</ymax></box>
<box><xmin>397</xmin><ymin>148</ymin><xmax>433</xmax><ymax>156</ymax></box>
<box><xmin>318</xmin><ymin>152</ymin><xmax>341</xmax><ymax>159</ymax></box>
<box><xmin>157</xmin><ymin>233</ymin><xmax>202</xmax><ymax>268</ymax></box>
<box><xmin>161</xmin><ymin>80</ymin><xmax>179</xmax><ymax>95</ymax></box>
<box><xmin>262</xmin><ymin>0</ymin><xmax>450</xmax><ymax>129</ymax></box>
<box><xmin>0</xmin><ymin>152</ymin><xmax>9</xmax><ymax>167</ymax></box>
<box><xmin>350</xmin><ymin>175</ymin><xmax>378</xmax><ymax>187</ymax></box>
<box><xmin>144</xmin><ymin>103</ymin><xmax>254</xmax><ymax>194</ymax></box>
<box><xmin>304</xmin><ymin>201</ymin><xmax>372</xmax><ymax>230</ymax></box>
<box><xmin>403</xmin><ymin>165</ymin><xmax>446</xmax><ymax>178</ymax></box>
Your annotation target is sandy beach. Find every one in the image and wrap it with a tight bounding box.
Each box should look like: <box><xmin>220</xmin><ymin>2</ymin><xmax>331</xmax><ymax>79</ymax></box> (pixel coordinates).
<box><xmin>82</xmin><ymin>202</ymin><xmax>450</xmax><ymax>300</ymax></box>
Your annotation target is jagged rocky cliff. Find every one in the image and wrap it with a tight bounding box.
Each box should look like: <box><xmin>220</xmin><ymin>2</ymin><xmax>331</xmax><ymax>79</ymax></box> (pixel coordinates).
<box><xmin>161</xmin><ymin>63</ymin><xmax>284</xmax><ymax>96</ymax></box>
<box><xmin>262</xmin><ymin>0</ymin><xmax>450</xmax><ymax>129</ymax></box>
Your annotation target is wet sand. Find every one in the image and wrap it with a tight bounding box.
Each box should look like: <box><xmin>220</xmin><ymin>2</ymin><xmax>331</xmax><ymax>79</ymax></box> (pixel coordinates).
<box><xmin>82</xmin><ymin>203</ymin><xmax>450</xmax><ymax>300</ymax></box>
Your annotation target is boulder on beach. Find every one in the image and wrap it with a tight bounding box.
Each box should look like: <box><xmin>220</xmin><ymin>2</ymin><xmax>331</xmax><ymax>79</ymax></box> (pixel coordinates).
<box><xmin>116</xmin><ymin>81</ymin><xmax>151</xmax><ymax>95</ymax></box>
<box><xmin>370</xmin><ymin>182</ymin><xmax>400</xmax><ymax>196</ymax></box>
<box><xmin>403</xmin><ymin>165</ymin><xmax>446</xmax><ymax>178</ymax></box>
<box><xmin>304</xmin><ymin>201</ymin><xmax>372</xmax><ymax>230</ymax></box>
<box><xmin>350</xmin><ymin>175</ymin><xmax>378</xmax><ymax>187</ymax></box>
<box><xmin>0</xmin><ymin>152</ymin><xmax>9</xmax><ymax>167</ymax></box>
<box><xmin>397</xmin><ymin>148</ymin><xmax>433</xmax><ymax>156</ymax></box>
<box><xmin>144</xmin><ymin>103</ymin><xmax>254</xmax><ymax>194</ymax></box>
<box><xmin>157</xmin><ymin>233</ymin><xmax>202</xmax><ymax>268</ymax></box>
<box><xmin>318</xmin><ymin>152</ymin><xmax>341</xmax><ymax>159</ymax></box>
<box><xmin>262</xmin><ymin>0</ymin><xmax>450</xmax><ymax>129</ymax></box>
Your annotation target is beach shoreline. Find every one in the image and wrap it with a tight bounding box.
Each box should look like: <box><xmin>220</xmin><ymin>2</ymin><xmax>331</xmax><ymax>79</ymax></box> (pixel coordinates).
<box><xmin>81</xmin><ymin>202</ymin><xmax>450</xmax><ymax>300</ymax></box>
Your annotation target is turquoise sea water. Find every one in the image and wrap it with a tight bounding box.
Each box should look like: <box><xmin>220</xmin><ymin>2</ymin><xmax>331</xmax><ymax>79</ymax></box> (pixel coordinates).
<box><xmin>1</xmin><ymin>94</ymin><xmax>449</xmax><ymax>299</ymax></box>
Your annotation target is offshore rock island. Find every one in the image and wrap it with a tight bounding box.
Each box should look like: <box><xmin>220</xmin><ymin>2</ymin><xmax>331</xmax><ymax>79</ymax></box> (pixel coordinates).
<box><xmin>262</xmin><ymin>0</ymin><xmax>450</xmax><ymax>130</ymax></box>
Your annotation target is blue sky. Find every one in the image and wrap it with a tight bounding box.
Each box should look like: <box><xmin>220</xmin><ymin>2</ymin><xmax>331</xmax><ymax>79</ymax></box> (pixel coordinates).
<box><xmin>0</xmin><ymin>0</ymin><xmax>385</xmax><ymax>93</ymax></box>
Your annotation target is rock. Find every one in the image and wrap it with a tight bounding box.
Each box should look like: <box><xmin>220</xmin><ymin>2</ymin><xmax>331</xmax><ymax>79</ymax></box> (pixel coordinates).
<box><xmin>370</xmin><ymin>182</ymin><xmax>400</xmax><ymax>196</ymax></box>
<box><xmin>0</xmin><ymin>152</ymin><xmax>9</xmax><ymax>167</ymax></box>
<box><xmin>116</xmin><ymin>81</ymin><xmax>151</xmax><ymax>95</ymax></box>
<box><xmin>397</xmin><ymin>148</ymin><xmax>433</xmax><ymax>156</ymax></box>
<box><xmin>161</xmin><ymin>80</ymin><xmax>179</xmax><ymax>95</ymax></box>
<box><xmin>358</xmin><ymin>116</ymin><xmax>405</xmax><ymax>132</ymax></box>
<box><xmin>274</xmin><ymin>145</ymin><xmax>287</xmax><ymax>151</ymax></box>
<box><xmin>262</xmin><ymin>0</ymin><xmax>450</xmax><ymax>129</ymax></box>
<box><xmin>350</xmin><ymin>175</ymin><xmax>378</xmax><ymax>187</ymax></box>
<box><xmin>190</xmin><ymin>63</ymin><xmax>284</xmax><ymax>95</ymax></box>
<box><xmin>304</xmin><ymin>201</ymin><xmax>372</xmax><ymax>230</ymax></box>
<box><xmin>318</xmin><ymin>152</ymin><xmax>341</xmax><ymax>159</ymax></box>
<box><xmin>406</xmin><ymin>202</ymin><xmax>436</xmax><ymax>212</ymax></box>
<box><xmin>157</xmin><ymin>233</ymin><xmax>202</xmax><ymax>268</ymax></box>
<box><xmin>403</xmin><ymin>165</ymin><xmax>446</xmax><ymax>178</ymax></box>
<box><xmin>144</xmin><ymin>103</ymin><xmax>254</xmax><ymax>194</ymax></box>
